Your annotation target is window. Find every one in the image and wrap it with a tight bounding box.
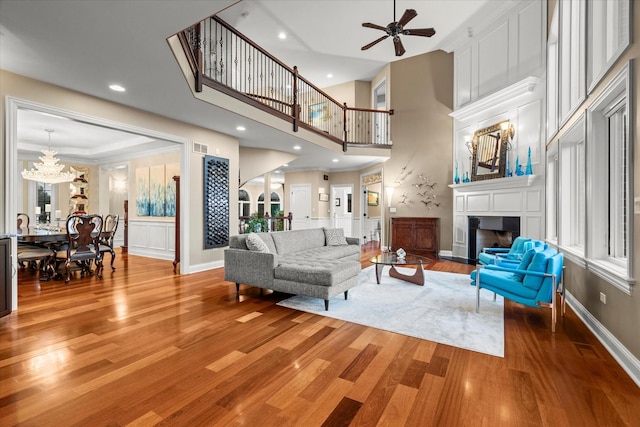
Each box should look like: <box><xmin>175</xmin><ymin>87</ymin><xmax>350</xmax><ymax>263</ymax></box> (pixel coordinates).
<box><xmin>586</xmin><ymin>62</ymin><xmax>633</xmax><ymax>293</ymax></box>
<box><xmin>607</xmin><ymin>102</ymin><xmax>627</xmax><ymax>262</ymax></box>
<box><xmin>238</xmin><ymin>189</ymin><xmax>250</xmax><ymax>217</ymax></box>
<box><xmin>587</xmin><ymin>0</ymin><xmax>631</xmax><ymax>92</ymax></box>
<box><xmin>36</xmin><ymin>181</ymin><xmax>52</xmax><ymax>223</ymax></box>
<box><xmin>558</xmin><ymin>0</ymin><xmax>586</xmax><ymax>125</ymax></box>
<box><xmin>546</xmin><ymin>146</ymin><xmax>558</xmax><ymax>243</ymax></box>
<box><xmin>558</xmin><ymin>115</ymin><xmax>585</xmax><ymax>256</ymax></box>
<box><xmin>258</xmin><ymin>192</ymin><xmax>281</xmax><ymax>217</ymax></box>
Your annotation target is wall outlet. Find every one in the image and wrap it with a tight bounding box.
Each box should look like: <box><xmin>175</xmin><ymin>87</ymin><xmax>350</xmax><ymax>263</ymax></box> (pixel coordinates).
<box><xmin>600</xmin><ymin>292</ymin><xmax>607</xmax><ymax>304</ymax></box>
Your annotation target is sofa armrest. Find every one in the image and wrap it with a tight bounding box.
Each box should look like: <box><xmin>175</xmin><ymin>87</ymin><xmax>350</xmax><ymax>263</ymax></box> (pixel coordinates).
<box><xmin>224</xmin><ymin>248</ymin><xmax>278</xmax><ymax>288</ymax></box>
<box><xmin>346</xmin><ymin>237</ymin><xmax>360</xmax><ymax>246</ymax></box>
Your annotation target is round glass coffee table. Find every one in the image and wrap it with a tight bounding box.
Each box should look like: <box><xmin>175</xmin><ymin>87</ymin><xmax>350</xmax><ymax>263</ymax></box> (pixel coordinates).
<box><xmin>370</xmin><ymin>253</ymin><xmax>433</xmax><ymax>286</ymax></box>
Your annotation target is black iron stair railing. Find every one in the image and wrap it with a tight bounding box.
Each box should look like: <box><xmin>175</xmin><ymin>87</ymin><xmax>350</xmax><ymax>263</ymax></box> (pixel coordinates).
<box><xmin>178</xmin><ymin>15</ymin><xmax>393</xmax><ymax>150</ymax></box>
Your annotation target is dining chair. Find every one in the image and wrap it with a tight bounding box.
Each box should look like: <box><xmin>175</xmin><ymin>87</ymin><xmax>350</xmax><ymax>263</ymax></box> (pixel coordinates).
<box><xmin>17</xmin><ymin>212</ymin><xmax>30</xmax><ymax>230</ymax></box>
<box><xmin>57</xmin><ymin>214</ymin><xmax>104</xmax><ymax>283</ymax></box>
<box><xmin>99</xmin><ymin>214</ymin><xmax>119</xmax><ymax>271</ymax></box>
<box><xmin>17</xmin><ymin>213</ymin><xmax>55</xmax><ymax>278</ymax></box>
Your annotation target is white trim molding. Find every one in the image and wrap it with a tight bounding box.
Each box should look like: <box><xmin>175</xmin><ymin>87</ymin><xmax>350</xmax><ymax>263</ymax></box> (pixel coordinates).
<box><xmin>450</xmin><ymin>77</ymin><xmax>541</xmax><ymax>121</ymax></box>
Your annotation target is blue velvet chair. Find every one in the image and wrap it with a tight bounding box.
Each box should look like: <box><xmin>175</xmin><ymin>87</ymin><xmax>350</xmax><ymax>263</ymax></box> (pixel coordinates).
<box><xmin>471</xmin><ymin>247</ymin><xmax>564</xmax><ymax>332</ymax></box>
<box><xmin>478</xmin><ymin>236</ymin><xmax>545</xmax><ymax>267</ymax></box>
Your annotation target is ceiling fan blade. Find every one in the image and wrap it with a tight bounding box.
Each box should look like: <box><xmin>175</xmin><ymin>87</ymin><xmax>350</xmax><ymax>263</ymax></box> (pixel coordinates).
<box><xmin>362</xmin><ymin>22</ymin><xmax>388</xmax><ymax>31</ymax></box>
<box><xmin>403</xmin><ymin>27</ymin><xmax>436</xmax><ymax>37</ymax></box>
<box><xmin>361</xmin><ymin>35</ymin><xmax>389</xmax><ymax>51</ymax></box>
<box><xmin>397</xmin><ymin>9</ymin><xmax>418</xmax><ymax>27</ymax></box>
<box><xmin>393</xmin><ymin>36</ymin><xmax>405</xmax><ymax>56</ymax></box>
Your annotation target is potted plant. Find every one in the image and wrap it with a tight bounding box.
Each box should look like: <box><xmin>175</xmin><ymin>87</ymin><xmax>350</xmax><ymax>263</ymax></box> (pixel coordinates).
<box><xmin>245</xmin><ymin>213</ymin><xmax>268</xmax><ymax>233</ymax></box>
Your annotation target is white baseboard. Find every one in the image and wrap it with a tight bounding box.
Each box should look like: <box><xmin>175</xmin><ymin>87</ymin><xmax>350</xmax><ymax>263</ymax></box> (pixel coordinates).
<box><xmin>439</xmin><ymin>250</ymin><xmax>453</xmax><ymax>258</ymax></box>
<box><xmin>128</xmin><ymin>247</ymin><xmax>174</xmax><ymax>260</ymax></box>
<box><xmin>187</xmin><ymin>260</ymin><xmax>224</xmax><ymax>274</ymax></box>
<box><xmin>566</xmin><ymin>292</ymin><xmax>640</xmax><ymax>388</ymax></box>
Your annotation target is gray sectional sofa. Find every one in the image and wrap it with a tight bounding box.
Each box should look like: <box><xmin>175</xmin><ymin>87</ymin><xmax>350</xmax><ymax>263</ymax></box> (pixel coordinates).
<box><xmin>224</xmin><ymin>228</ymin><xmax>361</xmax><ymax>310</ymax></box>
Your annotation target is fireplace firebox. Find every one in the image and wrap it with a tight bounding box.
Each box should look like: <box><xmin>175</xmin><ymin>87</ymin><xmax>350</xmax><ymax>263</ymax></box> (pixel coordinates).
<box><xmin>468</xmin><ymin>216</ymin><xmax>520</xmax><ymax>263</ymax></box>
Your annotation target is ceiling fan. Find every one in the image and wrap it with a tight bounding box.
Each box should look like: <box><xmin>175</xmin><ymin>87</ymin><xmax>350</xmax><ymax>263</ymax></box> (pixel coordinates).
<box><xmin>361</xmin><ymin>0</ymin><xmax>436</xmax><ymax>57</ymax></box>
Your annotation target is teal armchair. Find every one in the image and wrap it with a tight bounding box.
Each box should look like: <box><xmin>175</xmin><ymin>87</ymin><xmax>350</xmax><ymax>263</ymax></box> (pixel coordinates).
<box><xmin>478</xmin><ymin>236</ymin><xmax>545</xmax><ymax>267</ymax></box>
<box><xmin>471</xmin><ymin>247</ymin><xmax>564</xmax><ymax>332</ymax></box>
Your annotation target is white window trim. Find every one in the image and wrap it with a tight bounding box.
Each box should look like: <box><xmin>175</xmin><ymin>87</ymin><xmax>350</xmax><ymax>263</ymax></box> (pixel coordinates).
<box><xmin>545</xmin><ymin>143</ymin><xmax>559</xmax><ymax>244</ymax></box>
<box><xmin>585</xmin><ymin>61</ymin><xmax>634</xmax><ymax>295</ymax></box>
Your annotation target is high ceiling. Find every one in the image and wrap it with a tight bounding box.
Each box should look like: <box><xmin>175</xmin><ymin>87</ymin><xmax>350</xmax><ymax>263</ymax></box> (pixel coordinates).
<box><xmin>0</xmin><ymin>0</ymin><xmax>501</xmax><ymax>174</ymax></box>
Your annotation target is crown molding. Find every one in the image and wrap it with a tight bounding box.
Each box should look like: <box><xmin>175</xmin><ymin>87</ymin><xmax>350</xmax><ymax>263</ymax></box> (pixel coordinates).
<box><xmin>449</xmin><ymin>77</ymin><xmax>540</xmax><ymax>122</ymax></box>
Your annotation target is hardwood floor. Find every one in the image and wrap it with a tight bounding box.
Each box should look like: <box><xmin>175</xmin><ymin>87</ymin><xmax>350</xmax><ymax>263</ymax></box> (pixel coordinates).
<box><xmin>1</xmin><ymin>243</ymin><xmax>639</xmax><ymax>426</ymax></box>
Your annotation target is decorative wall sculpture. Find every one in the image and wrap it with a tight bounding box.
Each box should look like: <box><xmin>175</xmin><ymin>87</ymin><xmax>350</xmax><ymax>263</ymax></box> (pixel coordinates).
<box><xmin>204</xmin><ymin>155</ymin><xmax>229</xmax><ymax>249</ymax></box>
<box><xmin>393</xmin><ymin>165</ymin><xmax>440</xmax><ymax>210</ymax></box>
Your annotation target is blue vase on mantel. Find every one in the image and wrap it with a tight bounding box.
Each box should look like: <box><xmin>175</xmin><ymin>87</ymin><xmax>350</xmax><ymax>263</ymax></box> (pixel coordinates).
<box><xmin>454</xmin><ymin>161</ymin><xmax>460</xmax><ymax>184</ymax></box>
<box><xmin>515</xmin><ymin>155</ymin><xmax>524</xmax><ymax>176</ymax></box>
<box><xmin>525</xmin><ymin>147</ymin><xmax>533</xmax><ymax>175</ymax></box>
<box><xmin>463</xmin><ymin>172</ymin><xmax>470</xmax><ymax>183</ymax></box>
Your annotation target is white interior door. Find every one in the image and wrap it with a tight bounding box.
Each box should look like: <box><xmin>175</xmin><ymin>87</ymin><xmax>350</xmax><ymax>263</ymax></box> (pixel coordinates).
<box><xmin>290</xmin><ymin>184</ymin><xmax>311</xmax><ymax>230</ymax></box>
<box><xmin>331</xmin><ymin>185</ymin><xmax>353</xmax><ymax>237</ymax></box>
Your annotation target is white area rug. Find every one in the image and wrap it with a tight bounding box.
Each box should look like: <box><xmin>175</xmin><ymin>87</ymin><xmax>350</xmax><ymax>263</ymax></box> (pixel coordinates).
<box><xmin>277</xmin><ymin>266</ymin><xmax>504</xmax><ymax>357</ymax></box>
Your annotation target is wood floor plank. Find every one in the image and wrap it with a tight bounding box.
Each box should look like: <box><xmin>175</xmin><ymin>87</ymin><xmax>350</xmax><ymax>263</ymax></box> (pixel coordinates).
<box><xmin>2</xmin><ymin>244</ymin><xmax>640</xmax><ymax>426</ymax></box>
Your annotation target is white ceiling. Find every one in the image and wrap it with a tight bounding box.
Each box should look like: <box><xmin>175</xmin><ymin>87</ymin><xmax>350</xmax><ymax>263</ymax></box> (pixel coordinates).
<box><xmin>0</xmin><ymin>0</ymin><xmax>499</xmax><ymax>175</ymax></box>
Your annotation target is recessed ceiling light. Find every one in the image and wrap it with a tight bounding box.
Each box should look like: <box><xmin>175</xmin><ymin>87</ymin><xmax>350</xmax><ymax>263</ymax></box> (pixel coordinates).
<box><xmin>109</xmin><ymin>84</ymin><xmax>126</xmax><ymax>92</ymax></box>
<box><xmin>283</xmin><ymin>163</ymin><xmax>289</xmax><ymax>167</ymax></box>
<box><xmin>236</xmin><ymin>126</ymin><xmax>246</xmax><ymax>131</ymax></box>
<box><xmin>278</xmin><ymin>32</ymin><xmax>287</xmax><ymax>40</ymax></box>
<box><xmin>293</xmin><ymin>145</ymin><xmax>301</xmax><ymax>150</ymax></box>
<box><xmin>332</xmin><ymin>159</ymin><xmax>339</xmax><ymax>163</ymax></box>
<box><xmin>274</xmin><ymin>170</ymin><xmax>281</xmax><ymax>174</ymax></box>
<box><xmin>326</xmin><ymin>73</ymin><xmax>333</xmax><ymax>79</ymax></box>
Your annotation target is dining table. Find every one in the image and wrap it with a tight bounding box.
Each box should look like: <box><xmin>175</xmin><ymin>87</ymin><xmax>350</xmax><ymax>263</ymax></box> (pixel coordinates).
<box><xmin>16</xmin><ymin>226</ymin><xmax>68</xmax><ymax>244</ymax></box>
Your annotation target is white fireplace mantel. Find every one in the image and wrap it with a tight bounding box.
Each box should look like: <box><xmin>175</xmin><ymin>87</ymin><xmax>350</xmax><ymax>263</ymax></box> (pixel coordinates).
<box><xmin>450</xmin><ymin>174</ymin><xmax>544</xmax><ymax>260</ymax></box>
<box><xmin>448</xmin><ymin>174</ymin><xmax>539</xmax><ymax>192</ymax></box>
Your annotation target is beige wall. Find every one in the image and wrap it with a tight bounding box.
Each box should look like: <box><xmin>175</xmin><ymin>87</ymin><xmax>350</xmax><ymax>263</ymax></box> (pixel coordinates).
<box><xmin>1</xmin><ymin>69</ymin><xmax>239</xmax><ymax>269</ymax></box>
<box><xmin>383</xmin><ymin>50</ymin><xmax>454</xmax><ymax>251</ymax></box>
<box><xmin>547</xmin><ymin>2</ymin><xmax>640</xmax><ymax>361</ymax></box>
<box><xmin>323</xmin><ymin>80</ymin><xmax>372</xmax><ymax>109</ymax></box>
<box><xmin>239</xmin><ymin>147</ymin><xmax>297</xmax><ymax>186</ymax></box>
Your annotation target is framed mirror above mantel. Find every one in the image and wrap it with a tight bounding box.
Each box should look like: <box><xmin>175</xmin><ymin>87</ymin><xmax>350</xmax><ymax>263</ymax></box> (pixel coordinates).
<box><xmin>470</xmin><ymin>121</ymin><xmax>513</xmax><ymax>182</ymax></box>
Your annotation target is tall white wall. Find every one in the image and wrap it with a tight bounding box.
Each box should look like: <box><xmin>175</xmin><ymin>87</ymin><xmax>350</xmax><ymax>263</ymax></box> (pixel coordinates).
<box><xmin>448</xmin><ymin>0</ymin><xmax>546</xmax><ymax>259</ymax></box>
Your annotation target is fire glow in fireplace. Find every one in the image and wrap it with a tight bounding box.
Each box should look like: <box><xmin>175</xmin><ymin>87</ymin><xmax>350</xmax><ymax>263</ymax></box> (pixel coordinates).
<box><xmin>468</xmin><ymin>216</ymin><xmax>520</xmax><ymax>263</ymax></box>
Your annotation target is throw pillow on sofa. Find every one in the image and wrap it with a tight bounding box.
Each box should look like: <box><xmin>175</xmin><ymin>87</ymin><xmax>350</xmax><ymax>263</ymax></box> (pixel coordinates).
<box><xmin>246</xmin><ymin>233</ymin><xmax>270</xmax><ymax>253</ymax></box>
<box><xmin>323</xmin><ymin>227</ymin><xmax>348</xmax><ymax>246</ymax></box>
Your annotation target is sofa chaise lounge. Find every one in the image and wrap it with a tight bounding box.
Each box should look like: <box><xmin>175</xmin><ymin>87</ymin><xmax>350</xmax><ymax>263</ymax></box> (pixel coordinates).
<box><xmin>224</xmin><ymin>228</ymin><xmax>361</xmax><ymax>310</ymax></box>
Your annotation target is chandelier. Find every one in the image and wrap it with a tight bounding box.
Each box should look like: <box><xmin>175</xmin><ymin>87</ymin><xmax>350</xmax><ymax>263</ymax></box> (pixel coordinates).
<box><xmin>21</xmin><ymin>129</ymin><xmax>75</xmax><ymax>184</ymax></box>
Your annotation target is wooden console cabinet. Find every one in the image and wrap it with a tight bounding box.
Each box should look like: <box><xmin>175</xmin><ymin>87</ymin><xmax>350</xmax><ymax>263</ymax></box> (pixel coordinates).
<box><xmin>391</xmin><ymin>217</ymin><xmax>439</xmax><ymax>258</ymax></box>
